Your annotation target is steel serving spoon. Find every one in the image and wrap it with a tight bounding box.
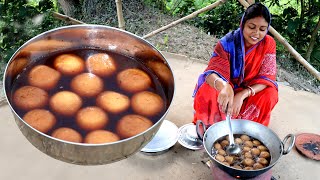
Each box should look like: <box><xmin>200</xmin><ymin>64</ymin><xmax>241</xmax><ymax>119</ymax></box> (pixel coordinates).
<box><xmin>225</xmin><ymin>111</ymin><xmax>241</xmax><ymax>155</ymax></box>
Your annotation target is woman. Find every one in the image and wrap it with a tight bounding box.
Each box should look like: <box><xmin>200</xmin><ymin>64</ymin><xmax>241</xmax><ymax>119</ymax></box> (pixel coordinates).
<box><xmin>193</xmin><ymin>2</ymin><xmax>278</xmax><ymax>127</ymax></box>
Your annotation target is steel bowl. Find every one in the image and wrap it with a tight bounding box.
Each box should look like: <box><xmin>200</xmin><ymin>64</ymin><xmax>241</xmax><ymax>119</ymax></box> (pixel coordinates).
<box><xmin>3</xmin><ymin>25</ymin><xmax>175</xmax><ymax>165</ymax></box>
<box><xmin>196</xmin><ymin>119</ymin><xmax>295</xmax><ymax>178</ymax></box>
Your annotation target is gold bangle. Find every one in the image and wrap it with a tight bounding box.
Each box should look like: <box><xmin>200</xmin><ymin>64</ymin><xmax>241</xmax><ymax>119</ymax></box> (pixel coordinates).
<box><xmin>213</xmin><ymin>78</ymin><xmax>226</xmax><ymax>90</ymax></box>
<box><xmin>213</xmin><ymin>78</ymin><xmax>220</xmax><ymax>89</ymax></box>
<box><xmin>247</xmin><ymin>88</ymin><xmax>251</xmax><ymax>97</ymax></box>
<box><xmin>247</xmin><ymin>86</ymin><xmax>255</xmax><ymax>96</ymax></box>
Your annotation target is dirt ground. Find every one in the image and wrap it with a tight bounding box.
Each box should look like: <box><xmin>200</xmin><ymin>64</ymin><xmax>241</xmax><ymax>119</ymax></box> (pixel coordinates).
<box><xmin>108</xmin><ymin>4</ymin><xmax>320</xmax><ymax>95</ymax></box>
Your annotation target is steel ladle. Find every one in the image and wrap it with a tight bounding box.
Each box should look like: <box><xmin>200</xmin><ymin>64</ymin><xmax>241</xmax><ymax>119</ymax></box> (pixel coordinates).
<box><xmin>225</xmin><ymin>113</ymin><xmax>241</xmax><ymax>155</ymax></box>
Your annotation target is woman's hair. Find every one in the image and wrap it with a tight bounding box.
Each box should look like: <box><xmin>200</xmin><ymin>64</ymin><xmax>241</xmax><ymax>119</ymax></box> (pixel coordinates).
<box><xmin>242</xmin><ymin>2</ymin><xmax>271</xmax><ymax>26</ymax></box>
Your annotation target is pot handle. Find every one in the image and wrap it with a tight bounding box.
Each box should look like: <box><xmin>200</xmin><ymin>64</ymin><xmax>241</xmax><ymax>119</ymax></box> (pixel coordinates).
<box><xmin>196</xmin><ymin>120</ymin><xmax>206</xmax><ymax>141</ymax></box>
<box><xmin>282</xmin><ymin>134</ymin><xmax>296</xmax><ymax>155</ymax></box>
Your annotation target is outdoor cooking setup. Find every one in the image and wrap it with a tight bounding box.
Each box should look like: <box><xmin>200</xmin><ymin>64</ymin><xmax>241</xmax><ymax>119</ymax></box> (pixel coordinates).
<box><xmin>4</xmin><ymin>24</ymin><xmax>317</xmax><ymax>180</ymax></box>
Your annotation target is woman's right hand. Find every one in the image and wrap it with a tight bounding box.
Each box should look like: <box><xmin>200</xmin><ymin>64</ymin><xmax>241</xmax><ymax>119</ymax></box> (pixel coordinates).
<box><xmin>206</xmin><ymin>74</ymin><xmax>234</xmax><ymax>114</ymax></box>
<box><xmin>217</xmin><ymin>82</ymin><xmax>234</xmax><ymax>115</ymax></box>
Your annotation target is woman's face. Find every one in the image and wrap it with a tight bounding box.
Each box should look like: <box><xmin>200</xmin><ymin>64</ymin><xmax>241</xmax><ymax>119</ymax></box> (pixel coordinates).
<box><xmin>242</xmin><ymin>16</ymin><xmax>268</xmax><ymax>48</ymax></box>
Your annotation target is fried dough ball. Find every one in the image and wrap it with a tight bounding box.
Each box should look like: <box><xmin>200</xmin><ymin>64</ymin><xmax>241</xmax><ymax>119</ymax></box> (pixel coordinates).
<box><xmin>252</xmin><ymin>140</ymin><xmax>262</xmax><ymax>146</ymax></box>
<box><xmin>242</xmin><ymin>158</ymin><xmax>255</xmax><ymax>167</ymax></box>
<box><xmin>214</xmin><ymin>143</ymin><xmax>222</xmax><ymax>150</ymax></box>
<box><xmin>235</xmin><ymin>138</ymin><xmax>243</xmax><ymax>144</ymax></box>
<box><xmin>13</xmin><ymin>86</ymin><xmax>48</xmax><ymax>111</ymax></box>
<box><xmin>54</xmin><ymin>54</ymin><xmax>85</xmax><ymax>75</ymax></box>
<box><xmin>220</xmin><ymin>140</ymin><xmax>229</xmax><ymax>148</ymax></box>
<box><xmin>251</xmin><ymin>148</ymin><xmax>261</xmax><ymax>156</ymax></box>
<box><xmin>244</xmin><ymin>167</ymin><xmax>254</xmax><ymax>170</ymax></box>
<box><xmin>86</xmin><ymin>53</ymin><xmax>117</xmax><ymax>77</ymax></box>
<box><xmin>50</xmin><ymin>91</ymin><xmax>82</xmax><ymax>116</ymax></box>
<box><xmin>253</xmin><ymin>163</ymin><xmax>264</xmax><ymax>170</ymax></box>
<box><xmin>84</xmin><ymin>130</ymin><xmax>120</xmax><ymax>144</ymax></box>
<box><xmin>244</xmin><ymin>140</ymin><xmax>254</xmax><ymax>148</ymax></box>
<box><xmin>51</xmin><ymin>127</ymin><xmax>83</xmax><ymax>143</ymax></box>
<box><xmin>146</xmin><ymin>60</ymin><xmax>173</xmax><ymax>84</ymax></box>
<box><xmin>257</xmin><ymin>145</ymin><xmax>268</xmax><ymax>151</ymax></box>
<box><xmin>117</xmin><ymin>68</ymin><xmax>151</xmax><ymax>93</ymax></box>
<box><xmin>131</xmin><ymin>91</ymin><xmax>164</xmax><ymax>117</ymax></box>
<box><xmin>116</xmin><ymin>114</ymin><xmax>153</xmax><ymax>139</ymax></box>
<box><xmin>225</xmin><ymin>156</ymin><xmax>235</xmax><ymax>164</ymax></box>
<box><xmin>71</xmin><ymin>73</ymin><xmax>104</xmax><ymax>97</ymax></box>
<box><xmin>215</xmin><ymin>154</ymin><xmax>225</xmax><ymax>163</ymax></box>
<box><xmin>217</xmin><ymin>149</ymin><xmax>226</xmax><ymax>156</ymax></box>
<box><xmin>96</xmin><ymin>91</ymin><xmax>130</xmax><ymax>114</ymax></box>
<box><xmin>242</xmin><ymin>146</ymin><xmax>251</xmax><ymax>152</ymax></box>
<box><xmin>260</xmin><ymin>151</ymin><xmax>271</xmax><ymax>158</ymax></box>
<box><xmin>76</xmin><ymin>106</ymin><xmax>108</xmax><ymax>131</ymax></box>
<box><xmin>23</xmin><ymin>109</ymin><xmax>56</xmax><ymax>133</ymax></box>
<box><xmin>244</xmin><ymin>152</ymin><xmax>253</xmax><ymax>159</ymax></box>
<box><xmin>233</xmin><ymin>165</ymin><xmax>242</xmax><ymax>169</ymax></box>
<box><xmin>28</xmin><ymin>65</ymin><xmax>61</xmax><ymax>90</ymax></box>
<box><xmin>6</xmin><ymin>57</ymin><xmax>28</xmax><ymax>77</ymax></box>
<box><xmin>222</xmin><ymin>162</ymin><xmax>230</xmax><ymax>166</ymax></box>
<box><xmin>257</xmin><ymin>158</ymin><xmax>269</xmax><ymax>165</ymax></box>
<box><xmin>240</xmin><ymin>135</ymin><xmax>250</xmax><ymax>141</ymax></box>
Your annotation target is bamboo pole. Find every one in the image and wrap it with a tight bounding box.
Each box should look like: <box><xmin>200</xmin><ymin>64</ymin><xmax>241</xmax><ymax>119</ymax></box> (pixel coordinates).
<box><xmin>247</xmin><ymin>0</ymin><xmax>255</xmax><ymax>4</ymax></box>
<box><xmin>143</xmin><ymin>0</ymin><xmax>227</xmax><ymax>39</ymax></box>
<box><xmin>115</xmin><ymin>0</ymin><xmax>125</xmax><ymax>30</ymax></box>
<box><xmin>238</xmin><ymin>0</ymin><xmax>320</xmax><ymax>81</ymax></box>
<box><xmin>52</xmin><ymin>12</ymin><xmax>85</xmax><ymax>25</ymax></box>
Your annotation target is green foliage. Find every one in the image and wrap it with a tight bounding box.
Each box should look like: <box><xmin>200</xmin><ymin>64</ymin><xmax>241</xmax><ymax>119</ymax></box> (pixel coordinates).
<box><xmin>145</xmin><ymin>0</ymin><xmax>243</xmax><ymax>37</ymax></box>
<box><xmin>310</xmin><ymin>45</ymin><xmax>320</xmax><ymax>66</ymax></box>
<box><xmin>192</xmin><ymin>0</ymin><xmax>243</xmax><ymax>36</ymax></box>
<box><xmin>167</xmin><ymin>0</ymin><xmax>196</xmax><ymax>15</ymax></box>
<box><xmin>0</xmin><ymin>0</ymin><xmax>64</xmax><ymax>64</ymax></box>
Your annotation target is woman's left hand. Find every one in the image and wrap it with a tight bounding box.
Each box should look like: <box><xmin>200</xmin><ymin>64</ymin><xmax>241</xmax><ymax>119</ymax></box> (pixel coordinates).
<box><xmin>232</xmin><ymin>90</ymin><xmax>247</xmax><ymax>116</ymax></box>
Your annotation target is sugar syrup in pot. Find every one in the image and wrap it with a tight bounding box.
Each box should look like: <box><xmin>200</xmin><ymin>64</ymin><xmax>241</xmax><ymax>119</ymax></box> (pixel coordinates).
<box><xmin>3</xmin><ymin>25</ymin><xmax>175</xmax><ymax>165</ymax></box>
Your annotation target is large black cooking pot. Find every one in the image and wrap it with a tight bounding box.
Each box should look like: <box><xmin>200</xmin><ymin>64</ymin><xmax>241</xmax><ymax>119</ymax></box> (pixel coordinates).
<box><xmin>196</xmin><ymin>119</ymin><xmax>295</xmax><ymax>178</ymax></box>
<box><xmin>3</xmin><ymin>25</ymin><xmax>175</xmax><ymax>165</ymax></box>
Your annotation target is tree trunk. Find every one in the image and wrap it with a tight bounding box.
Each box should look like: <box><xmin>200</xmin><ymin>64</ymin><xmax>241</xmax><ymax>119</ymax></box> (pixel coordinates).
<box><xmin>57</xmin><ymin>0</ymin><xmax>80</xmax><ymax>17</ymax></box>
<box><xmin>298</xmin><ymin>0</ymin><xmax>305</xmax><ymax>37</ymax></box>
<box><xmin>3</xmin><ymin>0</ymin><xmax>8</xmax><ymax>14</ymax></box>
<box><xmin>305</xmin><ymin>16</ymin><xmax>320</xmax><ymax>62</ymax></box>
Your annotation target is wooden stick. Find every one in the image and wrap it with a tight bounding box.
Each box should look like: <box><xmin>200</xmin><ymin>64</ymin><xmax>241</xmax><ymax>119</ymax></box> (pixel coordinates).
<box><xmin>115</xmin><ymin>0</ymin><xmax>125</xmax><ymax>30</ymax></box>
<box><xmin>238</xmin><ymin>0</ymin><xmax>320</xmax><ymax>81</ymax></box>
<box><xmin>143</xmin><ymin>0</ymin><xmax>227</xmax><ymax>39</ymax></box>
<box><xmin>52</xmin><ymin>12</ymin><xmax>85</xmax><ymax>25</ymax></box>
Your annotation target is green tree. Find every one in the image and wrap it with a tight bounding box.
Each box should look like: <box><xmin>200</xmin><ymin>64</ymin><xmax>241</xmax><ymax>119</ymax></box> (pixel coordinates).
<box><xmin>0</xmin><ymin>0</ymin><xmax>63</xmax><ymax>64</ymax></box>
<box><xmin>262</xmin><ymin>0</ymin><xmax>320</xmax><ymax>65</ymax></box>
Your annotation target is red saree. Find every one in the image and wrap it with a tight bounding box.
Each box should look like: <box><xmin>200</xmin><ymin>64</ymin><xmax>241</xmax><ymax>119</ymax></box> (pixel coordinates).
<box><xmin>193</xmin><ymin>34</ymin><xmax>278</xmax><ymax>127</ymax></box>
